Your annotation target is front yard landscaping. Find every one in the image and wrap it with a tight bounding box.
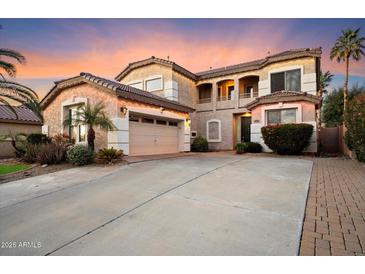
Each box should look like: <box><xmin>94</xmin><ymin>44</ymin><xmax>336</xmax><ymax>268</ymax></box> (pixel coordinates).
<box><xmin>0</xmin><ymin>163</ymin><xmax>30</xmax><ymax>175</ymax></box>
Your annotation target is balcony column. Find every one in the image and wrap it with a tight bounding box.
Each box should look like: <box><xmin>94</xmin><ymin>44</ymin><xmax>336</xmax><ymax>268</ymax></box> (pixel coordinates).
<box><xmin>234</xmin><ymin>77</ymin><xmax>240</xmax><ymax>109</ymax></box>
<box><xmin>212</xmin><ymin>81</ymin><xmax>217</xmax><ymax>112</ymax></box>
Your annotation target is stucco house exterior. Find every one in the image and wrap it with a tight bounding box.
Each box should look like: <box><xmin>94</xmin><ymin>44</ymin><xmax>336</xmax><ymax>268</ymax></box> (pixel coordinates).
<box><xmin>42</xmin><ymin>47</ymin><xmax>322</xmax><ymax>155</ymax></box>
<box><xmin>41</xmin><ymin>73</ymin><xmax>194</xmax><ymax>156</ymax></box>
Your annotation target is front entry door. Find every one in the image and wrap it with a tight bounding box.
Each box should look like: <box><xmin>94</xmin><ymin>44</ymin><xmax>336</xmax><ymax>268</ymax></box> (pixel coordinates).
<box><xmin>241</xmin><ymin>116</ymin><xmax>251</xmax><ymax>142</ymax></box>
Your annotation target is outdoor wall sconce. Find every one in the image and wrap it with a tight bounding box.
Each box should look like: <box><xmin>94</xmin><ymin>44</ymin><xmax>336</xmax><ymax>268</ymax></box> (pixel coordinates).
<box><xmin>185</xmin><ymin>118</ymin><xmax>191</xmax><ymax>127</ymax></box>
<box><xmin>160</xmin><ymin>107</ymin><xmax>165</xmax><ymax>114</ymax></box>
<box><xmin>120</xmin><ymin>106</ymin><xmax>128</xmax><ymax>116</ymax></box>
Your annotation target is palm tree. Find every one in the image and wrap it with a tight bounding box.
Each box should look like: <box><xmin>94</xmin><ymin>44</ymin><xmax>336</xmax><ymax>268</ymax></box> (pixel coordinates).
<box><xmin>319</xmin><ymin>70</ymin><xmax>334</xmax><ymax>97</ymax></box>
<box><xmin>318</xmin><ymin>71</ymin><xmax>334</xmax><ymax>127</ymax></box>
<box><xmin>0</xmin><ymin>46</ymin><xmax>42</xmax><ymax>121</ymax></box>
<box><xmin>330</xmin><ymin>28</ymin><xmax>365</xmax><ymax>114</ymax></box>
<box><xmin>63</xmin><ymin>102</ymin><xmax>115</xmax><ymax>151</ymax></box>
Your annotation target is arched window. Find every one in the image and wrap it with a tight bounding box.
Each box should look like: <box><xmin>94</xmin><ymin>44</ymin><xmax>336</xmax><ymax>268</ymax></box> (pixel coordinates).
<box><xmin>206</xmin><ymin>119</ymin><xmax>221</xmax><ymax>142</ymax></box>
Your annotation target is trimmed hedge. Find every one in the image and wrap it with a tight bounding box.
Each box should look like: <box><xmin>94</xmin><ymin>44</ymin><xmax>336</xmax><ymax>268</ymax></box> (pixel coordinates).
<box><xmin>261</xmin><ymin>123</ymin><xmax>313</xmax><ymax>155</ymax></box>
<box><xmin>67</xmin><ymin>144</ymin><xmax>94</xmax><ymax>166</ymax></box>
<box><xmin>236</xmin><ymin>142</ymin><xmax>262</xmax><ymax>154</ymax></box>
<box><xmin>191</xmin><ymin>136</ymin><xmax>208</xmax><ymax>152</ymax></box>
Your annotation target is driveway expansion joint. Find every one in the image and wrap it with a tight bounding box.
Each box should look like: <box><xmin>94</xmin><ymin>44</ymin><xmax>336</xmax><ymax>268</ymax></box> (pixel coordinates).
<box><xmin>45</xmin><ymin>156</ymin><xmax>250</xmax><ymax>256</ymax></box>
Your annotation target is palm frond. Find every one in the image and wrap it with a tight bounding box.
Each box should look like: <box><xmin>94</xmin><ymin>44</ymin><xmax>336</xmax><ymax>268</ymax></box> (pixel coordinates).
<box><xmin>0</xmin><ymin>60</ymin><xmax>16</xmax><ymax>77</ymax></box>
<box><xmin>0</xmin><ymin>97</ymin><xmax>19</xmax><ymax>118</ymax></box>
<box><xmin>0</xmin><ymin>48</ymin><xmax>26</xmax><ymax>64</ymax></box>
<box><xmin>320</xmin><ymin>70</ymin><xmax>334</xmax><ymax>92</ymax></box>
<box><xmin>330</xmin><ymin>28</ymin><xmax>365</xmax><ymax>63</ymax></box>
<box><xmin>63</xmin><ymin>101</ymin><xmax>115</xmax><ymax>131</ymax></box>
<box><xmin>0</xmin><ymin>80</ymin><xmax>39</xmax><ymax>100</ymax></box>
<box><xmin>0</xmin><ymin>81</ymin><xmax>43</xmax><ymax>122</ymax></box>
<box><xmin>22</xmin><ymin>99</ymin><xmax>43</xmax><ymax>123</ymax></box>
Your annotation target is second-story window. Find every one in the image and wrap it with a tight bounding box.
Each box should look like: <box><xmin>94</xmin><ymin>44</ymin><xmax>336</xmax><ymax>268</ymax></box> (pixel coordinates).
<box><xmin>145</xmin><ymin>77</ymin><xmax>163</xmax><ymax>91</ymax></box>
<box><xmin>129</xmin><ymin>81</ymin><xmax>143</xmax><ymax>90</ymax></box>
<box><xmin>271</xmin><ymin>69</ymin><xmax>301</xmax><ymax>93</ymax></box>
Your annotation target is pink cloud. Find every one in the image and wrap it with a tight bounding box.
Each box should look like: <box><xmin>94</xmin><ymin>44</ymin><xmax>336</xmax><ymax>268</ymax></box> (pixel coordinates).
<box><xmin>13</xmin><ymin>19</ymin><xmax>364</xmax><ymax>98</ymax></box>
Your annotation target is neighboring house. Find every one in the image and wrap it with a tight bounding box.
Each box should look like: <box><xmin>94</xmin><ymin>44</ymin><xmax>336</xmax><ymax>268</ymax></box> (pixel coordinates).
<box><xmin>0</xmin><ymin>105</ymin><xmax>42</xmax><ymax>158</ymax></box>
<box><xmin>42</xmin><ymin>47</ymin><xmax>322</xmax><ymax>156</ymax></box>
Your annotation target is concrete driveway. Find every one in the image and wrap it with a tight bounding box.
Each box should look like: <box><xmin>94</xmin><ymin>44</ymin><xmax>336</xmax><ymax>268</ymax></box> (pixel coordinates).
<box><xmin>0</xmin><ymin>153</ymin><xmax>312</xmax><ymax>255</ymax></box>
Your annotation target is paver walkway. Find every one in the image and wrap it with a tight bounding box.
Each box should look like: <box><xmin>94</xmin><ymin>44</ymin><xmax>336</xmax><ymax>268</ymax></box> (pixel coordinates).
<box><xmin>300</xmin><ymin>157</ymin><xmax>365</xmax><ymax>256</ymax></box>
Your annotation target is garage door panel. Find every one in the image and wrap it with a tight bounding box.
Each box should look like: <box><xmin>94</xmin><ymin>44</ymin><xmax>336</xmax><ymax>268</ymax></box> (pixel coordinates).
<box><xmin>130</xmin><ymin>121</ymin><xmax>179</xmax><ymax>156</ymax></box>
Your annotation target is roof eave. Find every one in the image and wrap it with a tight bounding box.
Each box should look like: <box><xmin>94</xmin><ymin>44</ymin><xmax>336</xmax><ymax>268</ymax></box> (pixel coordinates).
<box><xmin>245</xmin><ymin>95</ymin><xmax>321</xmax><ymax>110</ymax></box>
<box><xmin>116</xmin><ymin>92</ymin><xmax>195</xmax><ymax>113</ymax></box>
<box><xmin>0</xmin><ymin>118</ymin><xmax>42</xmax><ymax>125</ymax></box>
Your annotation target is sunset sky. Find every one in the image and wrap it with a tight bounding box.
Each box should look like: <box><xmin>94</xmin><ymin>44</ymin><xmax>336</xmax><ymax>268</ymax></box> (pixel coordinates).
<box><xmin>0</xmin><ymin>18</ymin><xmax>365</xmax><ymax>99</ymax></box>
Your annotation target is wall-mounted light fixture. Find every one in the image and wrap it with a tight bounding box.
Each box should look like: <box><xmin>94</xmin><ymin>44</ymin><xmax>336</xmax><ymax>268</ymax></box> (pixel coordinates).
<box><xmin>160</xmin><ymin>107</ymin><xmax>165</xmax><ymax>114</ymax></box>
<box><xmin>185</xmin><ymin>117</ymin><xmax>191</xmax><ymax>127</ymax></box>
<box><xmin>120</xmin><ymin>106</ymin><xmax>128</xmax><ymax>116</ymax></box>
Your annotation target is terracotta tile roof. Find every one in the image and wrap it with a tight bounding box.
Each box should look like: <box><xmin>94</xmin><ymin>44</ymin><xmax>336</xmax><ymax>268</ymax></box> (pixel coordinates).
<box><xmin>0</xmin><ymin>105</ymin><xmax>42</xmax><ymax>124</ymax></box>
<box><xmin>114</xmin><ymin>48</ymin><xmax>322</xmax><ymax>82</ymax></box>
<box><xmin>244</xmin><ymin>90</ymin><xmax>321</xmax><ymax>110</ymax></box>
<box><xmin>196</xmin><ymin>48</ymin><xmax>322</xmax><ymax>80</ymax></box>
<box><xmin>41</xmin><ymin>73</ymin><xmax>195</xmax><ymax>113</ymax></box>
<box><xmin>115</xmin><ymin>56</ymin><xmax>198</xmax><ymax>81</ymax></box>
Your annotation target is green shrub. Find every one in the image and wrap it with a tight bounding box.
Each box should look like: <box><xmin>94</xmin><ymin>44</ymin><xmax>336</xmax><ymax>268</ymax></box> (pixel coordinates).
<box><xmin>344</xmin><ymin>96</ymin><xmax>365</xmax><ymax>162</ymax></box>
<box><xmin>191</xmin><ymin>136</ymin><xmax>208</xmax><ymax>152</ymax></box>
<box><xmin>261</xmin><ymin>123</ymin><xmax>313</xmax><ymax>155</ymax></box>
<box><xmin>96</xmin><ymin>147</ymin><xmax>123</xmax><ymax>163</ymax></box>
<box><xmin>26</xmin><ymin>133</ymin><xmax>49</xmax><ymax>144</ymax></box>
<box><xmin>236</xmin><ymin>142</ymin><xmax>262</xmax><ymax>154</ymax></box>
<box><xmin>67</xmin><ymin>144</ymin><xmax>94</xmax><ymax>166</ymax></box>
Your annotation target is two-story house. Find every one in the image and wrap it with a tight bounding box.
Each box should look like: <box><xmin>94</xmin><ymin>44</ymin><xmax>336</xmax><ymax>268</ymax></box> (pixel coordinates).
<box><xmin>41</xmin><ymin>47</ymin><xmax>321</xmax><ymax>156</ymax></box>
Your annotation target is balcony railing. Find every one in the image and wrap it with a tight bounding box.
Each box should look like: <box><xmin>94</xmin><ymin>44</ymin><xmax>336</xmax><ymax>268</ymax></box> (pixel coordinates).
<box><xmin>217</xmin><ymin>96</ymin><xmax>233</xmax><ymax>101</ymax></box>
<box><xmin>239</xmin><ymin>91</ymin><xmax>259</xmax><ymax>99</ymax></box>
<box><xmin>198</xmin><ymin>98</ymin><xmax>212</xmax><ymax>104</ymax></box>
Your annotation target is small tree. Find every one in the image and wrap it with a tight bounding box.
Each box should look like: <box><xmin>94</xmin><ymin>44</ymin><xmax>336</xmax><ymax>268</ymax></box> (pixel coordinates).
<box><xmin>344</xmin><ymin>95</ymin><xmax>365</xmax><ymax>162</ymax></box>
<box><xmin>322</xmin><ymin>85</ymin><xmax>365</xmax><ymax>127</ymax></box>
<box><xmin>63</xmin><ymin>102</ymin><xmax>115</xmax><ymax>151</ymax></box>
<box><xmin>322</xmin><ymin>89</ymin><xmax>344</xmax><ymax>127</ymax></box>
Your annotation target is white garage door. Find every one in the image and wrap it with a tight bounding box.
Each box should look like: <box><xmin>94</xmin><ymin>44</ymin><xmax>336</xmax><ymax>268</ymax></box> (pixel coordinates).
<box><xmin>129</xmin><ymin>117</ymin><xmax>179</xmax><ymax>156</ymax></box>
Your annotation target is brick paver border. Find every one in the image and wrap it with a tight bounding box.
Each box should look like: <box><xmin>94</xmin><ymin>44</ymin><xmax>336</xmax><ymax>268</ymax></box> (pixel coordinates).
<box><xmin>300</xmin><ymin>157</ymin><xmax>365</xmax><ymax>256</ymax></box>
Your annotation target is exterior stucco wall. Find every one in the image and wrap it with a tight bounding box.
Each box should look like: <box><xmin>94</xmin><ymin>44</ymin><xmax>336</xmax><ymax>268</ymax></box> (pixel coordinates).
<box><xmin>196</xmin><ymin>57</ymin><xmax>317</xmax><ymax>98</ymax></box>
<box><xmin>42</xmin><ymin>83</ymin><xmax>119</xmax><ymax>151</ymax></box>
<box><xmin>119</xmin><ymin>64</ymin><xmax>175</xmax><ymax>100</ymax></box>
<box><xmin>195</xmin><ymin>109</ymin><xmax>234</xmax><ymax>150</ymax></box>
<box><xmin>42</xmin><ymin>82</ymin><xmax>190</xmax><ymax>155</ymax></box>
<box><xmin>250</xmin><ymin>100</ymin><xmax>318</xmax><ymax>153</ymax></box>
<box><xmin>0</xmin><ymin>122</ymin><xmax>41</xmax><ymax>158</ymax></box>
<box><xmin>118</xmin><ymin>63</ymin><xmax>197</xmax><ymax>108</ymax></box>
<box><xmin>258</xmin><ymin>57</ymin><xmax>317</xmax><ymax>97</ymax></box>
<box><xmin>172</xmin><ymin>72</ymin><xmax>198</xmax><ymax>108</ymax></box>
<box><xmin>193</xmin><ymin>57</ymin><xmax>318</xmax><ymax>151</ymax></box>
<box><xmin>257</xmin><ymin>57</ymin><xmax>316</xmax><ymax>80</ymax></box>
